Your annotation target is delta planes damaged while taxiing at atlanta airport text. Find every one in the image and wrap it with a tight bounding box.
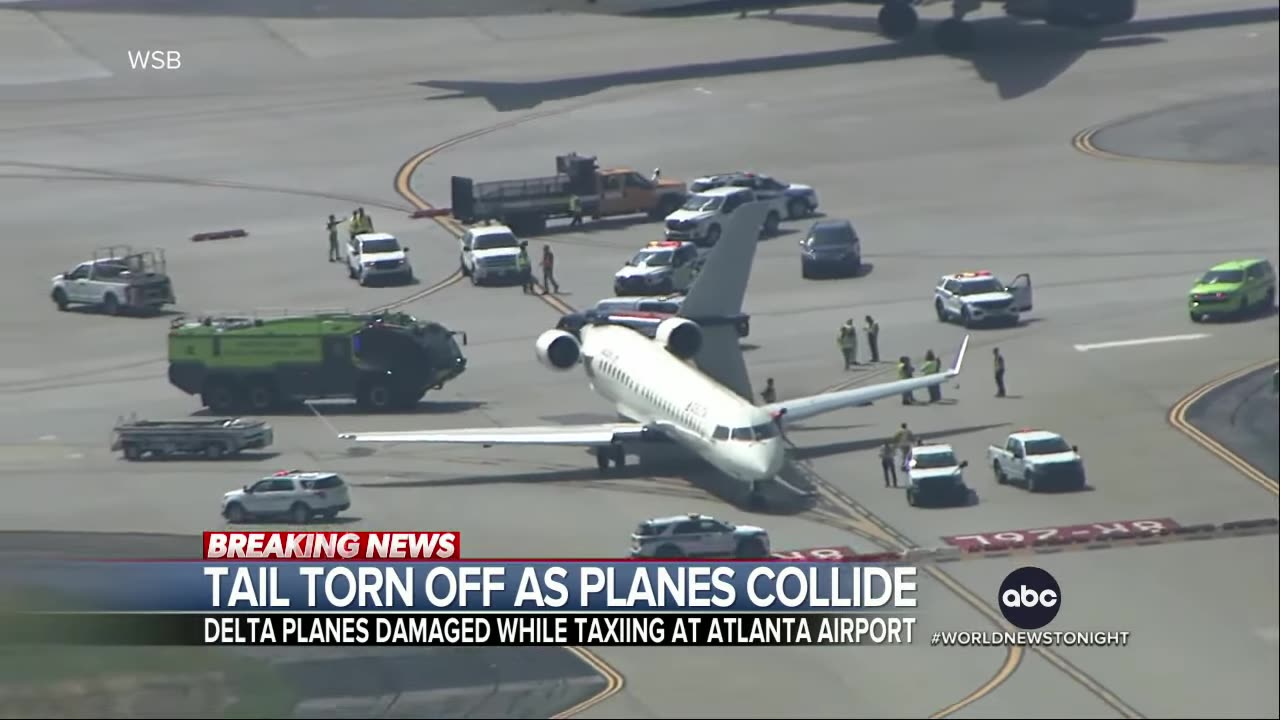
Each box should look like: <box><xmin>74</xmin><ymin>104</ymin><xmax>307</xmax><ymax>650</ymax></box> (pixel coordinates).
<box><xmin>339</xmin><ymin>200</ymin><xmax>970</xmax><ymax>503</ymax></box>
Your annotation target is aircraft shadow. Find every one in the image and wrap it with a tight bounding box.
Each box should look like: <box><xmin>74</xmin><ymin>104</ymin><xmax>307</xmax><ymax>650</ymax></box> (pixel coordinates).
<box><xmin>788</xmin><ymin>421</ymin><xmax>1010</xmax><ymax>461</ymax></box>
<box><xmin>355</xmin><ymin>450</ymin><xmax>817</xmax><ymax>515</ymax></box>
<box><xmin>417</xmin><ymin>6</ymin><xmax>1275</xmax><ymax>109</ymax></box>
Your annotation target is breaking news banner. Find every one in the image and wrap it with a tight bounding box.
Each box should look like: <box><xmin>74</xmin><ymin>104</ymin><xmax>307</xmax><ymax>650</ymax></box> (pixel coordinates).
<box><xmin>0</xmin><ymin>532</ymin><xmax>926</xmax><ymax>648</ymax></box>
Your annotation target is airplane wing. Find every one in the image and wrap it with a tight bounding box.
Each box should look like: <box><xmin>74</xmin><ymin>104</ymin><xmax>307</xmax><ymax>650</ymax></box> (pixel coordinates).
<box><xmin>764</xmin><ymin>335</ymin><xmax>970</xmax><ymax>425</ymax></box>
<box><xmin>678</xmin><ymin>200</ymin><xmax>770</xmax><ymax>402</ymax></box>
<box><xmin>338</xmin><ymin>423</ymin><xmax>648</xmax><ymax>447</ymax></box>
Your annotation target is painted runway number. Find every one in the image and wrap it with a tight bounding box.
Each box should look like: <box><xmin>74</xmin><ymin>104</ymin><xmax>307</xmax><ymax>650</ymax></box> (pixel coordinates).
<box><xmin>943</xmin><ymin>518</ymin><xmax>1180</xmax><ymax>550</ymax></box>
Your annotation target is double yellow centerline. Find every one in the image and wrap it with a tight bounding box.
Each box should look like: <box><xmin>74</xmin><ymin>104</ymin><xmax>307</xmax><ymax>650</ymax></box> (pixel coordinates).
<box><xmin>390</xmin><ymin>130</ymin><xmax>616</xmax><ymax>716</ymax></box>
<box><xmin>390</xmin><ymin>135</ymin><xmax>576</xmax><ymax>317</ymax></box>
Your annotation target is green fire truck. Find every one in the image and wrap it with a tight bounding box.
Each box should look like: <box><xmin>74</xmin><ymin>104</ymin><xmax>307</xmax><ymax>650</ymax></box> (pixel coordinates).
<box><xmin>168</xmin><ymin>310</ymin><xmax>468</xmax><ymax>413</ymax></box>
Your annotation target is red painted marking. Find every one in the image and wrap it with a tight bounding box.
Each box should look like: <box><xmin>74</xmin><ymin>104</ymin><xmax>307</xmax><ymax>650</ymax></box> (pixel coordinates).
<box><xmin>942</xmin><ymin>518</ymin><xmax>1181</xmax><ymax>551</ymax></box>
<box><xmin>769</xmin><ymin>546</ymin><xmax>902</xmax><ymax>563</ymax></box>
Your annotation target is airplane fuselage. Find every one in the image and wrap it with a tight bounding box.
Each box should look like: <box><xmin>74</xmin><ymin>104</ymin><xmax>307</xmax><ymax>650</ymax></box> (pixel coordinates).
<box><xmin>577</xmin><ymin>324</ymin><xmax>786</xmax><ymax>484</ymax></box>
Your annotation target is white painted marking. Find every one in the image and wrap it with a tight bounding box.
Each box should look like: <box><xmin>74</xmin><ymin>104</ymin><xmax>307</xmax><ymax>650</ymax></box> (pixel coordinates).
<box><xmin>693</xmin><ymin>87</ymin><xmax>712</xmax><ymax>95</ymax></box>
<box><xmin>66</xmin><ymin>453</ymin><xmax>83</xmax><ymax>460</ymax></box>
<box><xmin>1073</xmin><ymin>333</ymin><xmax>1210</xmax><ymax>352</ymax></box>
<box><xmin>38</xmin><ymin>435</ymin><xmax>57</xmax><ymax>442</ymax></box>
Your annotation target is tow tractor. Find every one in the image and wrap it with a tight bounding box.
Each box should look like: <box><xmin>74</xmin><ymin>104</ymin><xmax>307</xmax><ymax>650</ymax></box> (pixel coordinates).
<box><xmin>111</xmin><ymin>415</ymin><xmax>274</xmax><ymax>461</ymax></box>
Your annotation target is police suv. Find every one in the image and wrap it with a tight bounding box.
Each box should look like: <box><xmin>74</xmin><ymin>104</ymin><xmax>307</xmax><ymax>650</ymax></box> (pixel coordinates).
<box><xmin>629</xmin><ymin>513</ymin><xmax>771</xmax><ymax>558</ymax></box>
<box><xmin>221</xmin><ymin>470</ymin><xmax>352</xmax><ymax>525</ymax></box>
<box><xmin>664</xmin><ymin>186</ymin><xmax>783</xmax><ymax>246</ymax></box>
<box><xmin>613</xmin><ymin>240</ymin><xmax>701</xmax><ymax>296</ymax></box>
<box><xmin>556</xmin><ymin>294</ymin><xmax>751</xmax><ymax>338</ymax></box>
<box><xmin>933</xmin><ymin>270</ymin><xmax>1033</xmax><ymax>328</ymax></box>
<box><xmin>690</xmin><ymin>171</ymin><xmax>820</xmax><ymax>220</ymax></box>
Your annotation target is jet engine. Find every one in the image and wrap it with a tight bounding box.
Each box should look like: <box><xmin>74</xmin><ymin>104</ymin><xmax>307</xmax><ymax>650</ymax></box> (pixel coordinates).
<box><xmin>654</xmin><ymin>317</ymin><xmax>703</xmax><ymax>360</ymax></box>
<box><xmin>1004</xmin><ymin>0</ymin><xmax>1135</xmax><ymax>26</ymax></box>
<box><xmin>535</xmin><ymin>329</ymin><xmax>581</xmax><ymax>371</ymax></box>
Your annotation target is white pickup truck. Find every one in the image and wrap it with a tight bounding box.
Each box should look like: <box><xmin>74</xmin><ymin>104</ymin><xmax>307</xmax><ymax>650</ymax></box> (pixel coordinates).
<box><xmin>51</xmin><ymin>246</ymin><xmax>176</xmax><ymax>315</ymax></box>
<box><xmin>987</xmin><ymin>429</ymin><xmax>1086</xmax><ymax>492</ymax></box>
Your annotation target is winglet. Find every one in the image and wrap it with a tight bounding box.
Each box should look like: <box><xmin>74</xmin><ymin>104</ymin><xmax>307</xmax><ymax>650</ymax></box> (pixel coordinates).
<box><xmin>338</xmin><ymin>433</ymin><xmax>355</xmax><ymax>440</ymax></box>
<box><xmin>948</xmin><ymin>334</ymin><xmax>971</xmax><ymax>375</ymax></box>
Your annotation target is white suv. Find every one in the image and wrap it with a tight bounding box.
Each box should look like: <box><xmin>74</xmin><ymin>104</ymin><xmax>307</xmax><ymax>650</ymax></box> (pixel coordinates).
<box><xmin>222</xmin><ymin>471</ymin><xmax>351</xmax><ymax>525</ymax></box>
<box><xmin>346</xmin><ymin>233</ymin><xmax>413</xmax><ymax>286</ymax></box>
<box><xmin>933</xmin><ymin>270</ymin><xmax>1032</xmax><ymax>328</ymax></box>
<box><xmin>459</xmin><ymin>225</ymin><xmax>526</xmax><ymax>286</ymax></box>
<box><xmin>663</xmin><ymin>187</ymin><xmax>783</xmax><ymax>247</ymax></box>
<box><xmin>629</xmin><ymin>513</ymin><xmax>771</xmax><ymax>558</ymax></box>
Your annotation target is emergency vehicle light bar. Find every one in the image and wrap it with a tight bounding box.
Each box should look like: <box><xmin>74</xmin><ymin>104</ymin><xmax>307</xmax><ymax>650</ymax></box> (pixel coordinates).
<box><xmin>957</xmin><ymin>271</ymin><xmax>993</xmax><ymax>277</ymax></box>
<box><xmin>648</xmin><ymin>240</ymin><xmax>683</xmax><ymax>248</ymax></box>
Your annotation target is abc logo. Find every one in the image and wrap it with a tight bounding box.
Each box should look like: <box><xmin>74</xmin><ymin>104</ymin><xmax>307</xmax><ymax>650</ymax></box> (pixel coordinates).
<box><xmin>998</xmin><ymin>566</ymin><xmax>1061</xmax><ymax>630</ymax></box>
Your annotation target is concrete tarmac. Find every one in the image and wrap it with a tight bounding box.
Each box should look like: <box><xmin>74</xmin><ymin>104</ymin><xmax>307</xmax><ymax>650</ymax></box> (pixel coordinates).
<box><xmin>1184</xmin><ymin>364</ymin><xmax>1280</xmax><ymax>484</ymax></box>
<box><xmin>1</xmin><ymin>0</ymin><xmax>1277</xmax><ymax>717</ymax></box>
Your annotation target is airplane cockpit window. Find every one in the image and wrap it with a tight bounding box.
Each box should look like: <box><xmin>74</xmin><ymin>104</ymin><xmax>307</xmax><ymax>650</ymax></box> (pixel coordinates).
<box><xmin>731</xmin><ymin>427</ymin><xmax>754</xmax><ymax>441</ymax></box>
<box><xmin>751</xmin><ymin>423</ymin><xmax>778</xmax><ymax>439</ymax></box>
<box><xmin>713</xmin><ymin>426</ymin><xmax>730</xmax><ymax>440</ymax></box>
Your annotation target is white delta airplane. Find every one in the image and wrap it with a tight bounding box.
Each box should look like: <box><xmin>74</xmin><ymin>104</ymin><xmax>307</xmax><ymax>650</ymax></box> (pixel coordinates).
<box><xmin>339</xmin><ymin>201</ymin><xmax>968</xmax><ymax>502</ymax></box>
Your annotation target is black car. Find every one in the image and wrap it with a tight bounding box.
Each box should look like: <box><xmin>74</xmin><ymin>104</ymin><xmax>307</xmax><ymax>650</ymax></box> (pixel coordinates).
<box><xmin>800</xmin><ymin>220</ymin><xmax>862</xmax><ymax>279</ymax></box>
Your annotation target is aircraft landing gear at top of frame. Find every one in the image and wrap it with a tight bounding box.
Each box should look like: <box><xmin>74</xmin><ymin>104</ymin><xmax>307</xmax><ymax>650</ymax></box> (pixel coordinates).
<box><xmin>878</xmin><ymin>0</ymin><xmax>981</xmax><ymax>54</ymax></box>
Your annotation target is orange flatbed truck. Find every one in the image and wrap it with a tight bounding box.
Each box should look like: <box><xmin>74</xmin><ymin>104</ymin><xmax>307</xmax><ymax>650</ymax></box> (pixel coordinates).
<box><xmin>449</xmin><ymin>153</ymin><xmax>688</xmax><ymax>236</ymax></box>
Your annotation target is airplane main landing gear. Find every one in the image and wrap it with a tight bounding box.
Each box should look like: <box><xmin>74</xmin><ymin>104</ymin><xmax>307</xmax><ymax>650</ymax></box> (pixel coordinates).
<box><xmin>594</xmin><ymin>445</ymin><xmax>626</xmax><ymax>475</ymax></box>
<box><xmin>877</xmin><ymin>0</ymin><xmax>979</xmax><ymax>54</ymax></box>
<box><xmin>877</xmin><ymin>1</ymin><xmax>919</xmax><ymax>38</ymax></box>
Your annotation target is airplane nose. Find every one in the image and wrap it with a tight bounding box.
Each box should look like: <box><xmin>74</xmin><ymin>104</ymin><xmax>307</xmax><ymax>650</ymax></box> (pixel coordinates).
<box><xmin>750</xmin><ymin>441</ymin><xmax>786</xmax><ymax>479</ymax></box>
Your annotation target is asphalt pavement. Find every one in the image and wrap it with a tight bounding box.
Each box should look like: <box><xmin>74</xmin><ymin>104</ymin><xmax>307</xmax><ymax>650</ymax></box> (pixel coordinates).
<box><xmin>1184</xmin><ymin>364</ymin><xmax>1280</xmax><ymax>484</ymax></box>
<box><xmin>0</xmin><ymin>0</ymin><xmax>1277</xmax><ymax>717</ymax></box>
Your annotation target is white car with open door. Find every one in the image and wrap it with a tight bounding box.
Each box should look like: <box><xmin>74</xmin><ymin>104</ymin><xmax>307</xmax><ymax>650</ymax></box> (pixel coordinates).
<box><xmin>933</xmin><ymin>270</ymin><xmax>1032</xmax><ymax>327</ymax></box>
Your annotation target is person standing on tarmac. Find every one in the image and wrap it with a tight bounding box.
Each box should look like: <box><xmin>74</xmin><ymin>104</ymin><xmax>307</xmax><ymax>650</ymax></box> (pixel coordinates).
<box><xmin>568</xmin><ymin>196</ymin><xmax>584</xmax><ymax>228</ymax></box>
<box><xmin>362</xmin><ymin>210</ymin><xmax>374</xmax><ymax>233</ymax></box>
<box><xmin>760</xmin><ymin>378</ymin><xmax>777</xmax><ymax>404</ymax></box>
<box><xmin>864</xmin><ymin>315</ymin><xmax>880</xmax><ymax>363</ymax></box>
<box><xmin>541</xmin><ymin>244</ymin><xmax>562</xmax><ymax>294</ymax></box>
<box><xmin>517</xmin><ymin>242</ymin><xmax>534</xmax><ymax>294</ymax></box>
<box><xmin>838</xmin><ymin>319</ymin><xmax>858</xmax><ymax>370</ymax></box>
<box><xmin>993</xmin><ymin>348</ymin><xmax>1007</xmax><ymax>397</ymax></box>
<box><xmin>327</xmin><ymin>214</ymin><xmax>341</xmax><ymax>262</ymax></box>
<box><xmin>898</xmin><ymin>355</ymin><xmax>916</xmax><ymax>405</ymax></box>
<box><xmin>892</xmin><ymin>422</ymin><xmax>915</xmax><ymax>471</ymax></box>
<box><xmin>922</xmin><ymin>350</ymin><xmax>941</xmax><ymax>403</ymax></box>
<box><xmin>879</xmin><ymin>442</ymin><xmax>897</xmax><ymax>488</ymax></box>
<box><xmin>347</xmin><ymin>208</ymin><xmax>362</xmax><ymax>241</ymax></box>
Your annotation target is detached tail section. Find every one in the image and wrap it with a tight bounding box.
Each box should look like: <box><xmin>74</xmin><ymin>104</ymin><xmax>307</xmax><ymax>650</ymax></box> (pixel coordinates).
<box><xmin>678</xmin><ymin>201</ymin><xmax>770</xmax><ymax>401</ymax></box>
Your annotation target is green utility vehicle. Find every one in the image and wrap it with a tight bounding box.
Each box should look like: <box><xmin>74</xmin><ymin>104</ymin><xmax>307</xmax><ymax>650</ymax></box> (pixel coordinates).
<box><xmin>168</xmin><ymin>310</ymin><xmax>468</xmax><ymax>413</ymax></box>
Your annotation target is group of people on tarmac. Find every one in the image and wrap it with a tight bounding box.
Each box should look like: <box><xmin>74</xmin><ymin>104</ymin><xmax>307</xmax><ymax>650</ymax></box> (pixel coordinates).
<box><xmin>518</xmin><ymin>243</ymin><xmax>562</xmax><ymax>296</ymax></box>
<box><xmin>327</xmin><ymin>207</ymin><xmax>375</xmax><ymax>262</ymax></box>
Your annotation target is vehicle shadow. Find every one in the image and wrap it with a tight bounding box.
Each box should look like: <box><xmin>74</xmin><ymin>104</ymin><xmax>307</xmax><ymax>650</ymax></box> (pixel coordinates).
<box><xmin>119</xmin><ymin>452</ymin><xmax>282</xmax><ymax>463</ymax></box>
<box><xmin>190</xmin><ymin>400</ymin><xmax>487</xmax><ymax>418</ymax></box>
<box><xmin>229</xmin><ymin>515</ymin><xmax>365</xmax><ymax>527</ymax></box>
<box><xmin>64</xmin><ymin>306</ymin><xmax>184</xmax><ymax>319</ymax></box>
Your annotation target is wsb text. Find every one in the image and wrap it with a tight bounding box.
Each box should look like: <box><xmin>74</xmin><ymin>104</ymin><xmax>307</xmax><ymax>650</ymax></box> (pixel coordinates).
<box><xmin>128</xmin><ymin>51</ymin><xmax>182</xmax><ymax>70</ymax></box>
